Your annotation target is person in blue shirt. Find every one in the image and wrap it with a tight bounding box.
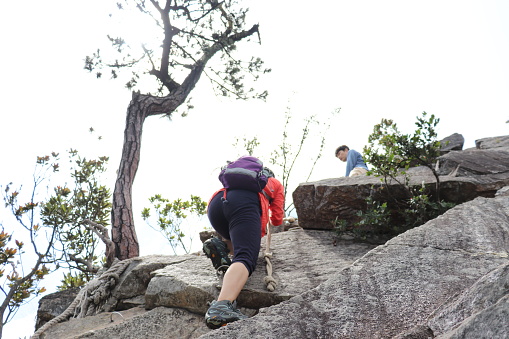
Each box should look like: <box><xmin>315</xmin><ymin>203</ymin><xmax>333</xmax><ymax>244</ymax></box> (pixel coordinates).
<box><xmin>335</xmin><ymin>145</ymin><xmax>369</xmax><ymax>177</ymax></box>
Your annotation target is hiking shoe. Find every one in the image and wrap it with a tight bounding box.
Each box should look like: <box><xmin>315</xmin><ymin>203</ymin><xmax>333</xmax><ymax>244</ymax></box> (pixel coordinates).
<box><xmin>203</xmin><ymin>237</ymin><xmax>231</xmax><ymax>272</ymax></box>
<box><xmin>205</xmin><ymin>300</ymin><xmax>248</xmax><ymax>329</ymax></box>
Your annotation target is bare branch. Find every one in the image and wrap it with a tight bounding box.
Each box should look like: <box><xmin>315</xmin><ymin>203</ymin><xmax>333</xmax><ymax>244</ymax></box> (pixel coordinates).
<box><xmin>69</xmin><ymin>254</ymin><xmax>99</xmax><ymax>274</ymax></box>
<box><xmin>83</xmin><ymin>219</ymin><xmax>115</xmax><ymax>267</ymax></box>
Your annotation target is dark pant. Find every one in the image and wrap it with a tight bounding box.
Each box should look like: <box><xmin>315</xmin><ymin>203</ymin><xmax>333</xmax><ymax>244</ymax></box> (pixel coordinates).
<box><xmin>207</xmin><ymin>189</ymin><xmax>261</xmax><ymax>275</ymax></box>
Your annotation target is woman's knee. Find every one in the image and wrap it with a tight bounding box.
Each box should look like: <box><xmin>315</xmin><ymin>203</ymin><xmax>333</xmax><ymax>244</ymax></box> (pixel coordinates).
<box><xmin>232</xmin><ymin>258</ymin><xmax>257</xmax><ymax>276</ymax></box>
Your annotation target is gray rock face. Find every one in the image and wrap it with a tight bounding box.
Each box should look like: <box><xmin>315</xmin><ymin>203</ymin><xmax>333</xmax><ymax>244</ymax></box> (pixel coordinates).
<box><xmin>144</xmin><ymin>256</ymin><xmax>221</xmax><ymax>314</ymax></box>
<box><xmin>198</xmin><ymin>195</ymin><xmax>509</xmax><ymax>339</ymax></box>
<box><xmin>437</xmin><ymin>148</ymin><xmax>509</xmax><ymax>177</ymax></box>
<box><xmin>37</xmin><ymin>229</ymin><xmax>376</xmax><ymax>338</ymax></box>
<box><xmin>113</xmin><ymin>255</ymin><xmax>188</xmax><ymax>310</ymax></box>
<box><xmin>144</xmin><ymin>229</ymin><xmax>377</xmax><ymax>313</ymax></box>
<box><xmin>475</xmin><ymin>135</ymin><xmax>509</xmax><ymax>149</ymax></box>
<box><xmin>430</xmin><ymin>262</ymin><xmax>509</xmax><ymax>339</ymax></box>
<box><xmin>37</xmin><ymin>193</ymin><xmax>509</xmax><ymax>339</ymax></box>
<box><xmin>39</xmin><ymin>307</ymin><xmax>210</xmax><ymax>339</ymax></box>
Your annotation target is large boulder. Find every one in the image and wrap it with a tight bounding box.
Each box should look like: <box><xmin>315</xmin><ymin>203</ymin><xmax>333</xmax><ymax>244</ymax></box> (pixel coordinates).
<box><xmin>112</xmin><ymin>255</ymin><xmax>188</xmax><ymax>310</ymax></box>
<box><xmin>293</xmin><ymin>135</ymin><xmax>509</xmax><ymax>229</ymax></box>
<box><xmin>440</xmin><ymin>132</ymin><xmax>464</xmax><ymax>154</ymax></box>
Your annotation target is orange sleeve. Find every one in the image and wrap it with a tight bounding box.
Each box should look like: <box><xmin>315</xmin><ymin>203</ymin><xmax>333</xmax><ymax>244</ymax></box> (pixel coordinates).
<box><xmin>267</xmin><ymin>178</ymin><xmax>285</xmax><ymax>226</ymax></box>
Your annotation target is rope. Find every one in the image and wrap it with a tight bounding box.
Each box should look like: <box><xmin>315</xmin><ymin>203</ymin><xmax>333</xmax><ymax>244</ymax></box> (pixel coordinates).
<box><xmin>31</xmin><ymin>257</ymin><xmax>135</xmax><ymax>339</ymax></box>
<box><xmin>264</xmin><ymin>252</ymin><xmax>277</xmax><ymax>291</ymax></box>
<box><xmin>263</xmin><ymin>223</ymin><xmax>277</xmax><ymax>291</ymax></box>
<box><xmin>262</xmin><ymin>217</ymin><xmax>295</xmax><ymax>291</ymax></box>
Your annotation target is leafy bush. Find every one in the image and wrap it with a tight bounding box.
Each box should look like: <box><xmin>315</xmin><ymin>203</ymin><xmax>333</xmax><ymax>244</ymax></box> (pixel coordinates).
<box><xmin>41</xmin><ymin>150</ymin><xmax>112</xmax><ymax>281</ymax></box>
<box><xmin>142</xmin><ymin>195</ymin><xmax>207</xmax><ymax>255</ymax></box>
<box><xmin>57</xmin><ymin>272</ymin><xmax>87</xmax><ymax>291</ymax></box>
<box><xmin>333</xmin><ymin>192</ymin><xmax>394</xmax><ymax>241</ymax></box>
<box><xmin>403</xmin><ymin>185</ymin><xmax>456</xmax><ymax>229</ymax></box>
<box><xmin>1</xmin><ymin>149</ymin><xmax>110</xmax><ymax>331</ymax></box>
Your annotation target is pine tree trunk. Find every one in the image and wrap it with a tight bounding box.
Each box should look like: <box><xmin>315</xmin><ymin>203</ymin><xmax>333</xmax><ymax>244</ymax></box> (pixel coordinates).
<box><xmin>110</xmin><ymin>93</ymin><xmax>147</xmax><ymax>263</ymax></box>
<box><xmin>109</xmin><ymin>91</ymin><xmax>188</xmax><ymax>264</ymax></box>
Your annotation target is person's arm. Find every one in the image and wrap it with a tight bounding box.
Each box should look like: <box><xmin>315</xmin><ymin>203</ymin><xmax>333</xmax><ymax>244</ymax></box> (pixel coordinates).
<box><xmin>268</xmin><ymin>179</ymin><xmax>285</xmax><ymax>226</ymax></box>
<box><xmin>345</xmin><ymin>150</ymin><xmax>357</xmax><ymax>176</ymax></box>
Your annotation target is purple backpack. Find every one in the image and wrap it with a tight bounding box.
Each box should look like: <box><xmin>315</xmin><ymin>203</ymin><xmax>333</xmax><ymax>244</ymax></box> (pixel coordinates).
<box><xmin>218</xmin><ymin>156</ymin><xmax>269</xmax><ymax>192</ymax></box>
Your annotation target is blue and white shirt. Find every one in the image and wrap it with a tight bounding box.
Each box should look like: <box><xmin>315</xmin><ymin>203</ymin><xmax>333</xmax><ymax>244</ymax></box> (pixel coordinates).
<box><xmin>345</xmin><ymin>149</ymin><xmax>368</xmax><ymax>176</ymax></box>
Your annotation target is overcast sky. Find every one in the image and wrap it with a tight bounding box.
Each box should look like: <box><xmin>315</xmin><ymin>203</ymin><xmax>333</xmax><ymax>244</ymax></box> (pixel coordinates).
<box><xmin>1</xmin><ymin>1</ymin><xmax>508</xmax><ymax>337</ymax></box>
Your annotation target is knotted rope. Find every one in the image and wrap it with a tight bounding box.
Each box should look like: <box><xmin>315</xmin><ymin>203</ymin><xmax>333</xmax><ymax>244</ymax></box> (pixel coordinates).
<box><xmin>263</xmin><ymin>217</ymin><xmax>297</xmax><ymax>291</ymax></box>
<box><xmin>263</xmin><ymin>222</ymin><xmax>277</xmax><ymax>291</ymax></box>
<box><xmin>264</xmin><ymin>252</ymin><xmax>277</xmax><ymax>291</ymax></box>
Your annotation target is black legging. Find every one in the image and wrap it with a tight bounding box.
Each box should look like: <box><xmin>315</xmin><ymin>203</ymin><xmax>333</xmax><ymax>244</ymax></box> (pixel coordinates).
<box><xmin>207</xmin><ymin>189</ymin><xmax>261</xmax><ymax>275</ymax></box>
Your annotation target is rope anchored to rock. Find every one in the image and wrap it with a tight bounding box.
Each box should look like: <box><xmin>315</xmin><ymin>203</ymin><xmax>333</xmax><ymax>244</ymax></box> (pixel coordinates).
<box><xmin>264</xmin><ymin>252</ymin><xmax>277</xmax><ymax>291</ymax></box>
<box><xmin>263</xmin><ymin>221</ymin><xmax>277</xmax><ymax>292</ymax></box>
<box><xmin>263</xmin><ymin>217</ymin><xmax>296</xmax><ymax>291</ymax></box>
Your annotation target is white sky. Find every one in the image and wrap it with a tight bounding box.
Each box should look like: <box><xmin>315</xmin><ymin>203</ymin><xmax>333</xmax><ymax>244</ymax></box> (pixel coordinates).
<box><xmin>1</xmin><ymin>0</ymin><xmax>509</xmax><ymax>337</ymax></box>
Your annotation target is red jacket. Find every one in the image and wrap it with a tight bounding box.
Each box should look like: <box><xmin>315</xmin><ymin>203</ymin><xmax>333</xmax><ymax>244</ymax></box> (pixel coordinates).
<box><xmin>209</xmin><ymin>177</ymin><xmax>285</xmax><ymax>238</ymax></box>
<box><xmin>258</xmin><ymin>177</ymin><xmax>285</xmax><ymax>237</ymax></box>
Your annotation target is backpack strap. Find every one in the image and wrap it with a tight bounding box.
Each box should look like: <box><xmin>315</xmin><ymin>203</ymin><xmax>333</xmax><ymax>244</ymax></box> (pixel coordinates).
<box><xmin>262</xmin><ymin>189</ymin><xmax>273</xmax><ymax>204</ymax></box>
